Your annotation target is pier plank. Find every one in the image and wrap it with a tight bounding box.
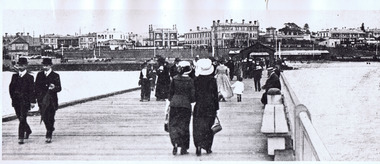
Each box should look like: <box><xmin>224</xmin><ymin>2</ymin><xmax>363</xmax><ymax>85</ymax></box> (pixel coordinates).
<box><xmin>2</xmin><ymin>78</ymin><xmax>272</xmax><ymax>161</ymax></box>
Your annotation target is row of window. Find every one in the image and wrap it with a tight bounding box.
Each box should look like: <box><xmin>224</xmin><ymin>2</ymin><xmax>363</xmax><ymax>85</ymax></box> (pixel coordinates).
<box><xmin>215</xmin><ymin>26</ymin><xmax>257</xmax><ymax>31</ymax></box>
<box><xmin>185</xmin><ymin>33</ymin><xmax>211</xmax><ymax>39</ymax></box>
<box><xmin>185</xmin><ymin>40</ymin><xmax>211</xmax><ymax>45</ymax></box>
<box><xmin>154</xmin><ymin>33</ymin><xmax>177</xmax><ymax>39</ymax></box>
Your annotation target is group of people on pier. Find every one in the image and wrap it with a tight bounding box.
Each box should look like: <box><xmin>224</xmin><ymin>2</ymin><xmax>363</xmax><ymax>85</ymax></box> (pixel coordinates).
<box><xmin>139</xmin><ymin>55</ymin><xmax>282</xmax><ymax>156</ymax></box>
<box><xmin>9</xmin><ymin>57</ymin><xmax>61</xmax><ymax>144</ymax></box>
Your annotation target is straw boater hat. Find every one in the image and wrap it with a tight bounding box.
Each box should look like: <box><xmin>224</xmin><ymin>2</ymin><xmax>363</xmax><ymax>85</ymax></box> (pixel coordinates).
<box><xmin>178</xmin><ymin>61</ymin><xmax>192</xmax><ymax>75</ymax></box>
<box><xmin>197</xmin><ymin>59</ymin><xmax>214</xmax><ymax>76</ymax></box>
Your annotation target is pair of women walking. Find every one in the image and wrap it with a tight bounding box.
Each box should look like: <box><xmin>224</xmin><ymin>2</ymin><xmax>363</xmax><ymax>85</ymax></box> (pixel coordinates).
<box><xmin>168</xmin><ymin>59</ymin><xmax>219</xmax><ymax>156</ymax></box>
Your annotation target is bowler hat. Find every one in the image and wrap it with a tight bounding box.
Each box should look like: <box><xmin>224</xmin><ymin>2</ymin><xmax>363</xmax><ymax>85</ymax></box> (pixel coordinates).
<box><xmin>17</xmin><ymin>57</ymin><xmax>28</xmax><ymax>65</ymax></box>
<box><xmin>42</xmin><ymin>58</ymin><xmax>53</xmax><ymax>65</ymax></box>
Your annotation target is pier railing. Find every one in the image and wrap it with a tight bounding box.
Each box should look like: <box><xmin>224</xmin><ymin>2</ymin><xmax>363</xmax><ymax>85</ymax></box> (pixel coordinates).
<box><xmin>280</xmin><ymin>73</ymin><xmax>332</xmax><ymax>161</ymax></box>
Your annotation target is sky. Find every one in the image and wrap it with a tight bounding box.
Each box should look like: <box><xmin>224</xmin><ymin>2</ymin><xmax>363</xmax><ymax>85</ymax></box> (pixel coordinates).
<box><xmin>1</xmin><ymin>0</ymin><xmax>380</xmax><ymax>37</ymax></box>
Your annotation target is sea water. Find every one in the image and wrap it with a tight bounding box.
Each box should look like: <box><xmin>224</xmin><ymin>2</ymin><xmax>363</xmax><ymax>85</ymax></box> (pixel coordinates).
<box><xmin>284</xmin><ymin>61</ymin><xmax>380</xmax><ymax>161</ymax></box>
<box><xmin>2</xmin><ymin>71</ymin><xmax>140</xmax><ymax>117</ymax></box>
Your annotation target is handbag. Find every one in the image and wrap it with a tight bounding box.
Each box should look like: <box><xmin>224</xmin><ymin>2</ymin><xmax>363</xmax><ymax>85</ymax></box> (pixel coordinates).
<box><xmin>211</xmin><ymin>116</ymin><xmax>222</xmax><ymax>135</ymax></box>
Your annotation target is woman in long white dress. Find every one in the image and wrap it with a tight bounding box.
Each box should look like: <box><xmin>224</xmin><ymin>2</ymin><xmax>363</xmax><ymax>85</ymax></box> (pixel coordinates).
<box><xmin>215</xmin><ymin>60</ymin><xmax>233</xmax><ymax>101</ymax></box>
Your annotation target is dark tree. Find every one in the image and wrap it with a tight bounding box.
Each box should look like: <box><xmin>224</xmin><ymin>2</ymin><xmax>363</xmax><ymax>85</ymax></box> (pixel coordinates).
<box><xmin>279</xmin><ymin>22</ymin><xmax>303</xmax><ymax>35</ymax></box>
<box><xmin>360</xmin><ymin>23</ymin><xmax>366</xmax><ymax>32</ymax></box>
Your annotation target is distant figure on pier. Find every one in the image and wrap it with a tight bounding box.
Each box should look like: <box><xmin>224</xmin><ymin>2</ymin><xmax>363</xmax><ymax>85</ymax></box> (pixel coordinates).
<box><xmin>225</xmin><ymin>57</ymin><xmax>235</xmax><ymax>81</ymax></box>
<box><xmin>138</xmin><ymin>62</ymin><xmax>153</xmax><ymax>102</ymax></box>
<box><xmin>35</xmin><ymin>58</ymin><xmax>62</xmax><ymax>143</ymax></box>
<box><xmin>169</xmin><ymin>58</ymin><xmax>181</xmax><ymax>78</ymax></box>
<box><xmin>253</xmin><ymin>65</ymin><xmax>263</xmax><ymax>92</ymax></box>
<box><xmin>261</xmin><ymin>67</ymin><xmax>281</xmax><ymax>105</ymax></box>
<box><xmin>231</xmin><ymin>77</ymin><xmax>244</xmax><ymax>102</ymax></box>
<box><xmin>193</xmin><ymin>58</ymin><xmax>219</xmax><ymax>156</ymax></box>
<box><xmin>155</xmin><ymin>57</ymin><xmax>170</xmax><ymax>101</ymax></box>
<box><xmin>168</xmin><ymin>61</ymin><xmax>195</xmax><ymax>155</ymax></box>
<box><xmin>9</xmin><ymin>57</ymin><xmax>36</xmax><ymax>144</ymax></box>
<box><xmin>215</xmin><ymin>59</ymin><xmax>233</xmax><ymax>102</ymax></box>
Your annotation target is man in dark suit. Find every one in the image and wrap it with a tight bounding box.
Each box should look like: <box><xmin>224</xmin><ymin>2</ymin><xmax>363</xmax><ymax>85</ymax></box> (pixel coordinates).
<box><xmin>9</xmin><ymin>57</ymin><xmax>36</xmax><ymax>144</ymax></box>
<box><xmin>35</xmin><ymin>58</ymin><xmax>62</xmax><ymax>143</ymax></box>
<box><xmin>261</xmin><ymin>67</ymin><xmax>281</xmax><ymax>104</ymax></box>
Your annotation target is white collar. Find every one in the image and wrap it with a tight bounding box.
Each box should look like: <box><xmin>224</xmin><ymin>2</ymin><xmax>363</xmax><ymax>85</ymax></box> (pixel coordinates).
<box><xmin>45</xmin><ymin>68</ymin><xmax>52</xmax><ymax>76</ymax></box>
<box><xmin>19</xmin><ymin>70</ymin><xmax>27</xmax><ymax>77</ymax></box>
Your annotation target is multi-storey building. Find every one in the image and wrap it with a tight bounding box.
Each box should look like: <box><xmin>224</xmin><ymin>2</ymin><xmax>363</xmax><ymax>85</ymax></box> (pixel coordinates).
<box><xmin>3</xmin><ymin>32</ymin><xmax>41</xmax><ymax>56</ymax></box>
<box><xmin>79</xmin><ymin>33</ymin><xmax>96</xmax><ymax>50</ymax></box>
<box><xmin>57</xmin><ymin>35</ymin><xmax>79</xmax><ymax>49</ymax></box>
<box><xmin>184</xmin><ymin>26</ymin><xmax>212</xmax><ymax>48</ymax></box>
<box><xmin>41</xmin><ymin>34</ymin><xmax>60</xmax><ymax>49</ymax></box>
<box><xmin>211</xmin><ymin>19</ymin><xmax>260</xmax><ymax>48</ymax></box>
<box><xmin>317</xmin><ymin>28</ymin><xmax>365</xmax><ymax>47</ymax></box>
<box><xmin>148</xmin><ymin>24</ymin><xmax>178</xmax><ymax>48</ymax></box>
<box><xmin>7</xmin><ymin>36</ymin><xmax>29</xmax><ymax>61</ymax></box>
<box><xmin>368</xmin><ymin>28</ymin><xmax>380</xmax><ymax>38</ymax></box>
<box><xmin>96</xmin><ymin>28</ymin><xmax>128</xmax><ymax>46</ymax></box>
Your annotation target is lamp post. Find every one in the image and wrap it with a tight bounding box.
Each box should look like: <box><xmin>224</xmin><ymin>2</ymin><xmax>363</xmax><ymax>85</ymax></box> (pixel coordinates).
<box><xmin>61</xmin><ymin>44</ymin><xmax>64</xmax><ymax>62</ymax></box>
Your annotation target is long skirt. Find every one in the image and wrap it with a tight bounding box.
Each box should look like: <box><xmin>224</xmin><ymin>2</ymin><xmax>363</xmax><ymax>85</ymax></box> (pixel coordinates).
<box><xmin>193</xmin><ymin>116</ymin><xmax>215</xmax><ymax>150</ymax></box>
<box><xmin>216</xmin><ymin>74</ymin><xmax>233</xmax><ymax>98</ymax></box>
<box><xmin>155</xmin><ymin>82</ymin><xmax>170</xmax><ymax>99</ymax></box>
<box><xmin>169</xmin><ymin>107</ymin><xmax>191</xmax><ymax>149</ymax></box>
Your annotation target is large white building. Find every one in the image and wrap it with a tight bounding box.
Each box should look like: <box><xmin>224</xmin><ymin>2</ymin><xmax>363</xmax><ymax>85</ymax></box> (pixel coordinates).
<box><xmin>184</xmin><ymin>26</ymin><xmax>212</xmax><ymax>48</ymax></box>
<box><xmin>317</xmin><ymin>28</ymin><xmax>366</xmax><ymax>47</ymax></box>
<box><xmin>96</xmin><ymin>28</ymin><xmax>128</xmax><ymax>46</ymax></box>
<box><xmin>147</xmin><ymin>24</ymin><xmax>178</xmax><ymax>48</ymax></box>
<box><xmin>211</xmin><ymin>19</ymin><xmax>260</xmax><ymax>48</ymax></box>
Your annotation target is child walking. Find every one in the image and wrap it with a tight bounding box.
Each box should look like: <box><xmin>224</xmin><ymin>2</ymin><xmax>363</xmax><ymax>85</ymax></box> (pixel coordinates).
<box><xmin>231</xmin><ymin>77</ymin><xmax>244</xmax><ymax>102</ymax></box>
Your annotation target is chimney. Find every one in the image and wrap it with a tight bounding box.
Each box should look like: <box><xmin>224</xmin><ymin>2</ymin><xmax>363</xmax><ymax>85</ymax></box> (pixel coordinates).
<box><xmin>5</xmin><ymin>33</ymin><xmax>7</xmax><ymax>37</ymax></box>
<box><xmin>213</xmin><ymin>20</ymin><xmax>216</xmax><ymax>26</ymax></box>
<box><xmin>242</xmin><ymin>19</ymin><xmax>245</xmax><ymax>24</ymax></box>
<box><xmin>217</xmin><ymin>20</ymin><xmax>220</xmax><ymax>24</ymax></box>
<box><xmin>254</xmin><ymin>21</ymin><xmax>257</xmax><ymax>25</ymax></box>
<box><xmin>16</xmin><ymin>32</ymin><xmax>19</xmax><ymax>37</ymax></box>
<box><xmin>230</xmin><ymin>19</ymin><xmax>233</xmax><ymax>23</ymax></box>
<box><xmin>249</xmin><ymin>21</ymin><xmax>252</xmax><ymax>24</ymax></box>
<box><xmin>113</xmin><ymin>28</ymin><xmax>115</xmax><ymax>31</ymax></box>
<box><xmin>197</xmin><ymin>26</ymin><xmax>200</xmax><ymax>31</ymax></box>
<box><xmin>226</xmin><ymin>19</ymin><xmax>228</xmax><ymax>23</ymax></box>
<box><xmin>27</xmin><ymin>32</ymin><xmax>29</xmax><ymax>36</ymax></box>
<box><xmin>21</xmin><ymin>32</ymin><xmax>24</xmax><ymax>36</ymax></box>
<box><xmin>190</xmin><ymin>29</ymin><xmax>192</xmax><ymax>32</ymax></box>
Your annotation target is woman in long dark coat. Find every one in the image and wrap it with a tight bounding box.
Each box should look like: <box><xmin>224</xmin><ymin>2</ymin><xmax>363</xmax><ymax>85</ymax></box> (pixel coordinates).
<box><xmin>155</xmin><ymin>58</ymin><xmax>170</xmax><ymax>101</ymax></box>
<box><xmin>193</xmin><ymin>59</ymin><xmax>219</xmax><ymax>156</ymax></box>
<box><xmin>168</xmin><ymin>61</ymin><xmax>195</xmax><ymax>155</ymax></box>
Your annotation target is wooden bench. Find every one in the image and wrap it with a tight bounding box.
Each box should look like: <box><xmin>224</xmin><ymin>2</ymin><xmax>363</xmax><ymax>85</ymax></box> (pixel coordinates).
<box><xmin>261</xmin><ymin>93</ymin><xmax>290</xmax><ymax>156</ymax></box>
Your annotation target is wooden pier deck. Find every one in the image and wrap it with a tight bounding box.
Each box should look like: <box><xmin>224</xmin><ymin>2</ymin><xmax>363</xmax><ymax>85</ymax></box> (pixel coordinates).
<box><xmin>2</xmin><ymin>78</ymin><xmax>272</xmax><ymax>161</ymax></box>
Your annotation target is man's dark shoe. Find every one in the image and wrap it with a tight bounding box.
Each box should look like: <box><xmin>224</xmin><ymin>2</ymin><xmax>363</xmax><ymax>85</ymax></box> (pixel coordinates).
<box><xmin>18</xmin><ymin>139</ymin><xmax>24</xmax><ymax>144</ymax></box>
<box><xmin>45</xmin><ymin>138</ymin><xmax>52</xmax><ymax>143</ymax></box>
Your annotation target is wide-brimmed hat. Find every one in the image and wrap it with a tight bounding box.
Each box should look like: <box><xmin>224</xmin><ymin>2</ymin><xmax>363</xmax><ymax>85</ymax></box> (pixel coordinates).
<box><xmin>17</xmin><ymin>57</ymin><xmax>28</xmax><ymax>65</ymax></box>
<box><xmin>178</xmin><ymin>61</ymin><xmax>192</xmax><ymax>75</ymax></box>
<box><xmin>174</xmin><ymin>57</ymin><xmax>181</xmax><ymax>62</ymax></box>
<box><xmin>41</xmin><ymin>58</ymin><xmax>53</xmax><ymax>65</ymax></box>
<box><xmin>197</xmin><ymin>59</ymin><xmax>214</xmax><ymax>76</ymax></box>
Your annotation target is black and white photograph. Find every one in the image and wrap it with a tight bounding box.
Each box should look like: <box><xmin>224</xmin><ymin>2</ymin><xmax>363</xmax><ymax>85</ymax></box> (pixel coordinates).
<box><xmin>1</xmin><ymin>0</ymin><xmax>380</xmax><ymax>162</ymax></box>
